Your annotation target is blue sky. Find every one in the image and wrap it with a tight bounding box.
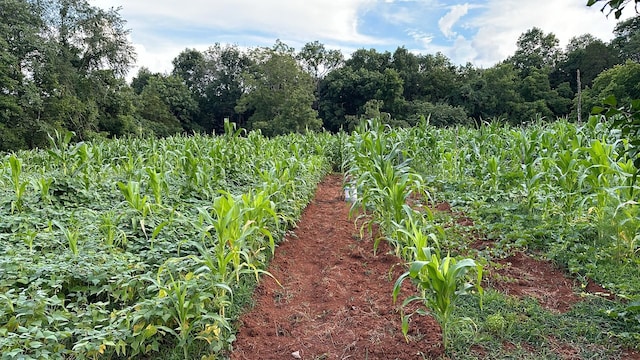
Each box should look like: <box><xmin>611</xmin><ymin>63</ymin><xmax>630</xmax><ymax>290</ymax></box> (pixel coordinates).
<box><xmin>90</xmin><ymin>0</ymin><xmax>634</xmax><ymax>78</ymax></box>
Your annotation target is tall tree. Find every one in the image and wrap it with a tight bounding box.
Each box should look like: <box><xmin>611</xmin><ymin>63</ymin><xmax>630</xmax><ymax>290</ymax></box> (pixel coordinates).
<box><xmin>172</xmin><ymin>44</ymin><xmax>251</xmax><ymax>132</ymax></box>
<box><xmin>133</xmin><ymin>70</ymin><xmax>199</xmax><ymax>135</ymax></box>
<box><xmin>510</xmin><ymin>27</ymin><xmax>560</xmax><ymax>76</ymax></box>
<box><xmin>611</xmin><ymin>17</ymin><xmax>640</xmax><ymax>62</ymax></box>
<box><xmin>391</xmin><ymin>47</ymin><xmax>421</xmax><ymax>102</ymax></box>
<box><xmin>236</xmin><ymin>45</ymin><xmax>321</xmax><ymax>136</ymax></box>
<box><xmin>0</xmin><ymin>0</ymin><xmax>44</xmax><ymax>149</ymax></box>
<box><xmin>346</xmin><ymin>48</ymin><xmax>393</xmax><ymax>73</ymax></box>
<box><xmin>552</xmin><ymin>35</ymin><xmax>620</xmax><ymax>92</ymax></box>
<box><xmin>296</xmin><ymin>41</ymin><xmax>344</xmax><ymax>111</ymax></box>
<box><xmin>475</xmin><ymin>63</ymin><xmax>522</xmax><ymax>121</ymax></box>
<box><xmin>31</xmin><ymin>0</ymin><xmax>136</xmax><ymax>141</ymax></box>
<box><xmin>318</xmin><ymin>65</ymin><xmax>404</xmax><ymax>131</ymax></box>
<box><xmin>417</xmin><ymin>53</ymin><xmax>460</xmax><ymax>103</ymax></box>
<box><xmin>172</xmin><ymin>48</ymin><xmax>207</xmax><ymax>96</ymax></box>
<box><xmin>296</xmin><ymin>41</ymin><xmax>344</xmax><ymax>81</ymax></box>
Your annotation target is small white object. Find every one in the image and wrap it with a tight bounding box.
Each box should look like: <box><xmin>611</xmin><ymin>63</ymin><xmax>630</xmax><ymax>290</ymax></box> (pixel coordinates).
<box><xmin>344</xmin><ymin>186</ymin><xmax>357</xmax><ymax>202</ymax></box>
<box><xmin>291</xmin><ymin>350</ymin><xmax>301</xmax><ymax>359</ymax></box>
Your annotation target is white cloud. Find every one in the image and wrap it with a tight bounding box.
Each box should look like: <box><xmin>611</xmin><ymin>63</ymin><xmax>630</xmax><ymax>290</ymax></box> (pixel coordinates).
<box><xmin>93</xmin><ymin>0</ymin><xmax>378</xmax><ymax>43</ymax></box>
<box><xmin>91</xmin><ymin>0</ymin><xmax>385</xmax><ymax>76</ymax></box>
<box><xmin>384</xmin><ymin>7</ymin><xmax>418</xmax><ymax>25</ymax></box>
<box><xmin>460</xmin><ymin>0</ymin><xmax>636</xmax><ymax>67</ymax></box>
<box><xmin>438</xmin><ymin>3</ymin><xmax>470</xmax><ymax>38</ymax></box>
<box><xmin>92</xmin><ymin>0</ymin><xmax>637</xmax><ymax>75</ymax></box>
<box><xmin>408</xmin><ymin>30</ymin><xmax>435</xmax><ymax>48</ymax></box>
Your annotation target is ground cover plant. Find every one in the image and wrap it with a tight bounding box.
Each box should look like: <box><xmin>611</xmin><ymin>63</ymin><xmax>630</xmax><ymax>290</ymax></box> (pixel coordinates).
<box><xmin>2</xmin><ymin>114</ymin><xmax>640</xmax><ymax>359</ymax></box>
<box><xmin>0</xmin><ymin>124</ymin><xmax>336</xmax><ymax>359</ymax></box>
<box><xmin>342</xmin><ymin>116</ymin><xmax>640</xmax><ymax>358</ymax></box>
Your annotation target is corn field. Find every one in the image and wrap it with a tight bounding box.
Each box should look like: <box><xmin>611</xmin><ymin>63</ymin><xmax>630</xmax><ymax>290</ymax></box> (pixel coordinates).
<box><xmin>0</xmin><ymin>125</ymin><xmax>336</xmax><ymax>359</ymax></box>
<box><xmin>343</xmin><ymin>116</ymin><xmax>639</xmax><ymax>350</ymax></box>
<box><xmin>1</xmin><ymin>116</ymin><xmax>639</xmax><ymax>358</ymax></box>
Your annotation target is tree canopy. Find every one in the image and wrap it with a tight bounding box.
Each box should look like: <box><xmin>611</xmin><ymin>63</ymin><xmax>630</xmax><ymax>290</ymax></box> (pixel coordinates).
<box><xmin>2</xmin><ymin>0</ymin><xmax>640</xmax><ymax>150</ymax></box>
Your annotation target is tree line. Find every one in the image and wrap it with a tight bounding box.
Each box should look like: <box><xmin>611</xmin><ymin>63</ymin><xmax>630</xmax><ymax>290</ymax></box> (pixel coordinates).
<box><xmin>2</xmin><ymin>0</ymin><xmax>640</xmax><ymax>151</ymax></box>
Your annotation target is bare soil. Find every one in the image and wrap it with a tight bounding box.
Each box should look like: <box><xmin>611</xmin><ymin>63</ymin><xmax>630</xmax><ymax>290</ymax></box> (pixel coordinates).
<box><xmin>231</xmin><ymin>174</ymin><xmax>443</xmax><ymax>360</ymax></box>
<box><xmin>231</xmin><ymin>175</ymin><xmax>640</xmax><ymax>360</ymax></box>
<box><xmin>489</xmin><ymin>252</ymin><xmax>581</xmax><ymax>313</ymax></box>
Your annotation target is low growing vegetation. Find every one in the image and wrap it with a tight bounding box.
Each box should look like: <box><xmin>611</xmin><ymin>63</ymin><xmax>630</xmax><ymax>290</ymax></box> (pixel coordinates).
<box><xmin>0</xmin><ymin>125</ymin><xmax>335</xmax><ymax>359</ymax></box>
<box><xmin>343</xmin><ymin>117</ymin><xmax>639</xmax><ymax>357</ymax></box>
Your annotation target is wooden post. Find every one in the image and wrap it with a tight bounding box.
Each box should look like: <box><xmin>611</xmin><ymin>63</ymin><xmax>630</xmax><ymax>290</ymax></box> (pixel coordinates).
<box><xmin>577</xmin><ymin>69</ymin><xmax>582</xmax><ymax>124</ymax></box>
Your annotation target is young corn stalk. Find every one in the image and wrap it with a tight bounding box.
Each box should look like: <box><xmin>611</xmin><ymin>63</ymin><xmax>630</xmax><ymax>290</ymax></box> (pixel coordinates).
<box><xmin>53</xmin><ymin>220</ymin><xmax>81</xmax><ymax>256</ymax></box>
<box><xmin>117</xmin><ymin>181</ymin><xmax>151</xmax><ymax>238</ymax></box>
<box><xmin>393</xmin><ymin>247</ymin><xmax>483</xmax><ymax>350</ymax></box>
<box><xmin>8</xmin><ymin>154</ymin><xmax>28</xmax><ymax>213</ymax></box>
<box><xmin>152</xmin><ymin>262</ymin><xmax>214</xmax><ymax>359</ymax></box>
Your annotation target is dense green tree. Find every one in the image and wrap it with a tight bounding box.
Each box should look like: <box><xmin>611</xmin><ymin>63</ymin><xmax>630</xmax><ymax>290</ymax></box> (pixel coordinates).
<box><xmin>36</xmin><ymin>0</ymin><xmax>135</xmax><ymax>76</ymax></box>
<box><xmin>417</xmin><ymin>53</ymin><xmax>461</xmax><ymax>103</ymax></box>
<box><xmin>133</xmin><ymin>71</ymin><xmax>199</xmax><ymax>135</ymax></box>
<box><xmin>347</xmin><ymin>48</ymin><xmax>393</xmax><ymax>73</ymax></box>
<box><xmin>0</xmin><ymin>0</ymin><xmax>46</xmax><ymax>149</ymax></box>
<box><xmin>131</xmin><ymin>67</ymin><xmax>154</xmax><ymax>94</ymax></box>
<box><xmin>391</xmin><ymin>47</ymin><xmax>421</xmax><ymax>102</ymax></box>
<box><xmin>401</xmin><ymin>101</ymin><xmax>471</xmax><ymax>127</ymax></box>
<box><xmin>236</xmin><ymin>45</ymin><xmax>321</xmax><ymax>136</ymax></box>
<box><xmin>137</xmin><ymin>87</ymin><xmax>182</xmax><ymax>137</ymax></box>
<box><xmin>172</xmin><ymin>48</ymin><xmax>207</xmax><ymax>96</ymax></box>
<box><xmin>93</xmin><ymin>71</ymin><xmax>137</xmax><ymax>137</ymax></box>
<box><xmin>452</xmin><ymin>63</ymin><xmax>484</xmax><ymax>119</ymax></box>
<box><xmin>510</xmin><ymin>28</ymin><xmax>561</xmax><ymax>76</ymax></box>
<box><xmin>297</xmin><ymin>41</ymin><xmax>344</xmax><ymax>81</ymax></box>
<box><xmin>172</xmin><ymin>44</ymin><xmax>251</xmax><ymax>132</ymax></box>
<box><xmin>475</xmin><ymin>63</ymin><xmax>522</xmax><ymax>121</ymax></box>
<box><xmin>21</xmin><ymin>0</ymin><xmax>137</xmax><ymax>143</ymax></box>
<box><xmin>296</xmin><ymin>41</ymin><xmax>344</xmax><ymax>112</ymax></box>
<box><xmin>552</xmin><ymin>35</ymin><xmax>620</xmax><ymax>92</ymax></box>
<box><xmin>611</xmin><ymin>17</ymin><xmax>640</xmax><ymax>62</ymax></box>
<box><xmin>318</xmin><ymin>65</ymin><xmax>404</xmax><ymax>131</ymax></box>
<box><xmin>581</xmin><ymin>60</ymin><xmax>640</xmax><ymax>116</ymax></box>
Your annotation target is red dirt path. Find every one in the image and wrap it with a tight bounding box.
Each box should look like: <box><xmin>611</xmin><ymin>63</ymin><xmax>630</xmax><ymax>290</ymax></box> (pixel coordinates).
<box><xmin>231</xmin><ymin>176</ymin><xmax>640</xmax><ymax>360</ymax></box>
<box><xmin>231</xmin><ymin>174</ymin><xmax>443</xmax><ymax>360</ymax></box>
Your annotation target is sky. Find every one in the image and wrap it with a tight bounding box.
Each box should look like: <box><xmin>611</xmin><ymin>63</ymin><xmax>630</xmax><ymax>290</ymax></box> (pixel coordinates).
<box><xmin>90</xmin><ymin>0</ymin><xmax>635</xmax><ymax>77</ymax></box>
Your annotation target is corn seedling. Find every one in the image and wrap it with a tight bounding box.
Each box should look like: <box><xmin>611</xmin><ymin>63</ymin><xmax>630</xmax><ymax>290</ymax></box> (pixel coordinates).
<box><xmin>8</xmin><ymin>154</ymin><xmax>28</xmax><ymax>213</ymax></box>
<box><xmin>53</xmin><ymin>220</ymin><xmax>81</xmax><ymax>256</ymax></box>
<box><xmin>153</xmin><ymin>263</ymin><xmax>205</xmax><ymax>359</ymax></box>
<box><xmin>393</xmin><ymin>248</ymin><xmax>483</xmax><ymax>350</ymax></box>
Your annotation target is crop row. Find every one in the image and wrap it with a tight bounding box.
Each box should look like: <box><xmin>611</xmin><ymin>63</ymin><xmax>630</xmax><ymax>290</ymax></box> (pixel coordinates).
<box><xmin>342</xmin><ymin>116</ymin><xmax>640</xmax><ymax>351</ymax></box>
<box><xmin>0</xmin><ymin>124</ymin><xmax>336</xmax><ymax>359</ymax></box>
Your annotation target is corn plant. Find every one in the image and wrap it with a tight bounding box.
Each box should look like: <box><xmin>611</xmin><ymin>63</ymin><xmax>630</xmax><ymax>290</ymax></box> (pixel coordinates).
<box><xmin>117</xmin><ymin>181</ymin><xmax>151</xmax><ymax>236</ymax></box>
<box><xmin>149</xmin><ymin>261</ymin><xmax>226</xmax><ymax>359</ymax></box>
<box><xmin>8</xmin><ymin>154</ymin><xmax>28</xmax><ymax>213</ymax></box>
<box><xmin>31</xmin><ymin>176</ymin><xmax>53</xmax><ymax>205</ymax></box>
<box><xmin>613</xmin><ymin>200</ymin><xmax>640</xmax><ymax>259</ymax></box>
<box><xmin>347</xmin><ymin>119</ymin><xmax>423</xmax><ymax>254</ymax></box>
<box><xmin>46</xmin><ymin>130</ymin><xmax>74</xmax><ymax>175</ymax></box>
<box><xmin>240</xmin><ymin>190</ymin><xmax>280</xmax><ymax>256</ymax></box>
<box><xmin>53</xmin><ymin>220</ymin><xmax>81</xmax><ymax>256</ymax></box>
<box><xmin>393</xmin><ymin>248</ymin><xmax>483</xmax><ymax>350</ymax></box>
<box><xmin>99</xmin><ymin>210</ymin><xmax>127</xmax><ymax>248</ymax></box>
<box><xmin>145</xmin><ymin>167</ymin><xmax>168</xmax><ymax>207</ymax></box>
<box><xmin>17</xmin><ymin>225</ymin><xmax>37</xmax><ymax>252</ymax></box>
<box><xmin>393</xmin><ymin>206</ymin><xmax>442</xmax><ymax>262</ymax></box>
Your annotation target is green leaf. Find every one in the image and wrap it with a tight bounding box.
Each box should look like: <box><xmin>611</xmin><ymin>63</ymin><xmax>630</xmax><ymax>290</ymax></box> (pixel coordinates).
<box><xmin>603</xmin><ymin>95</ymin><xmax>618</xmax><ymax>107</ymax></box>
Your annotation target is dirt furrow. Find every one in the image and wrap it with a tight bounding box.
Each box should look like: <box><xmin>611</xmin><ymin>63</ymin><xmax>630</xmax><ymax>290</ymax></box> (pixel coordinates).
<box><xmin>231</xmin><ymin>174</ymin><xmax>442</xmax><ymax>360</ymax></box>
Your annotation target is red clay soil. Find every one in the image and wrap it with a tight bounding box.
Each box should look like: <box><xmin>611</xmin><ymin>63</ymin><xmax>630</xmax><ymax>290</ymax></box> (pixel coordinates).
<box><xmin>431</xmin><ymin>199</ymin><xmax>599</xmax><ymax>314</ymax></box>
<box><xmin>231</xmin><ymin>174</ymin><xmax>443</xmax><ymax>360</ymax></box>
<box><xmin>231</xmin><ymin>180</ymin><xmax>640</xmax><ymax>360</ymax></box>
<box><xmin>489</xmin><ymin>252</ymin><xmax>582</xmax><ymax>313</ymax></box>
